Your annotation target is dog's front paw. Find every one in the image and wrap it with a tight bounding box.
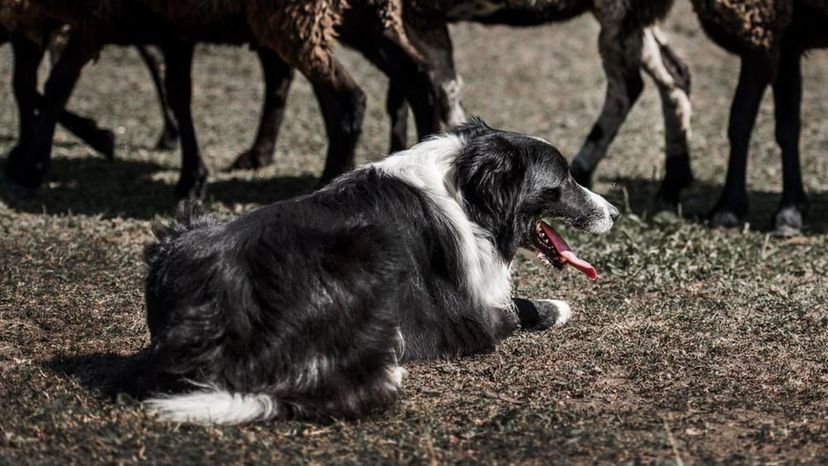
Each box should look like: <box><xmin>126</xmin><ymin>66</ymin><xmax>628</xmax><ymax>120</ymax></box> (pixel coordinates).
<box><xmin>514</xmin><ymin>298</ymin><xmax>572</xmax><ymax>330</ymax></box>
<box><xmin>535</xmin><ymin>299</ymin><xmax>571</xmax><ymax>328</ymax></box>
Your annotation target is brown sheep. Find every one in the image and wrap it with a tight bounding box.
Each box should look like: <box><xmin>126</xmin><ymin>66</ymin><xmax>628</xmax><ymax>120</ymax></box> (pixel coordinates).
<box><xmin>3</xmin><ymin>0</ymin><xmax>439</xmax><ymax>199</ymax></box>
<box><xmin>0</xmin><ymin>5</ymin><xmax>177</xmax><ymax>157</ymax></box>
<box><xmin>1</xmin><ymin>9</ymin><xmax>285</xmax><ymax>160</ymax></box>
<box><xmin>690</xmin><ymin>0</ymin><xmax>828</xmax><ymax>235</ymax></box>
<box><xmin>230</xmin><ymin>2</ymin><xmax>447</xmax><ymax>170</ymax></box>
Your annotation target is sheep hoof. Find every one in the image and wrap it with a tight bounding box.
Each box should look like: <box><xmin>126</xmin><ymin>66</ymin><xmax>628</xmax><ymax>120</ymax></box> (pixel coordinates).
<box><xmin>174</xmin><ymin>170</ymin><xmax>208</xmax><ymax>200</ymax></box>
<box><xmin>657</xmin><ymin>165</ymin><xmax>693</xmax><ymax>210</ymax></box>
<box><xmin>709</xmin><ymin>191</ymin><xmax>748</xmax><ymax>229</ymax></box>
<box><xmin>773</xmin><ymin>207</ymin><xmax>803</xmax><ymax>237</ymax></box>
<box><xmin>154</xmin><ymin>130</ymin><xmax>179</xmax><ymax>152</ymax></box>
<box><xmin>90</xmin><ymin>129</ymin><xmax>116</xmax><ymax>161</ymax></box>
<box><xmin>227</xmin><ymin>149</ymin><xmax>273</xmax><ymax>171</ymax></box>
<box><xmin>709</xmin><ymin>209</ymin><xmax>743</xmax><ymax>229</ymax></box>
<box><xmin>653</xmin><ymin>195</ymin><xmax>679</xmax><ymax>215</ymax></box>
<box><xmin>3</xmin><ymin>146</ymin><xmax>47</xmax><ymax>193</ymax></box>
<box><xmin>1</xmin><ymin>174</ymin><xmax>38</xmax><ymax>200</ymax></box>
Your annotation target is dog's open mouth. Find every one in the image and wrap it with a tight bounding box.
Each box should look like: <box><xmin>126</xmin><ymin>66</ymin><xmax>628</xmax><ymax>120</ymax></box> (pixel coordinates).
<box><xmin>531</xmin><ymin>219</ymin><xmax>597</xmax><ymax>280</ymax></box>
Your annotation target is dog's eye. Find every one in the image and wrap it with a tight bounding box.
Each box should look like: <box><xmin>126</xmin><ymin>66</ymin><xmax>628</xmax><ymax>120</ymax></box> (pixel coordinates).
<box><xmin>543</xmin><ymin>187</ymin><xmax>561</xmax><ymax>202</ymax></box>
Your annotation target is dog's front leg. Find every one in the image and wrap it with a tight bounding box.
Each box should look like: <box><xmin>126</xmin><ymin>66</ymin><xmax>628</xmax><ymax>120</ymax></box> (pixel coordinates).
<box><xmin>512</xmin><ymin>298</ymin><xmax>572</xmax><ymax>331</ymax></box>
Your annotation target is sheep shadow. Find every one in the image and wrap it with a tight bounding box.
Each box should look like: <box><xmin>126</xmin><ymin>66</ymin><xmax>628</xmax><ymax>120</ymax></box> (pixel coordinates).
<box><xmin>0</xmin><ymin>155</ymin><xmax>318</xmax><ymax>220</ymax></box>
<box><xmin>208</xmin><ymin>174</ymin><xmax>318</xmax><ymax>206</ymax></box>
<box><xmin>45</xmin><ymin>351</ymin><xmax>149</xmax><ymax>399</ymax></box>
<box><xmin>602</xmin><ymin>176</ymin><xmax>828</xmax><ymax>234</ymax></box>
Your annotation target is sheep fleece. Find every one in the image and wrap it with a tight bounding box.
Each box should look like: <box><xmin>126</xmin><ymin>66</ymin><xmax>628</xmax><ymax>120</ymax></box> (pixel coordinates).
<box><xmin>690</xmin><ymin>0</ymin><xmax>794</xmax><ymax>51</ymax></box>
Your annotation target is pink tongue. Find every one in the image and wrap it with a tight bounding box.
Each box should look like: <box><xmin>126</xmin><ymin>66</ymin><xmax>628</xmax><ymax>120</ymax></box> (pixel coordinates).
<box><xmin>539</xmin><ymin>221</ymin><xmax>598</xmax><ymax>280</ymax></box>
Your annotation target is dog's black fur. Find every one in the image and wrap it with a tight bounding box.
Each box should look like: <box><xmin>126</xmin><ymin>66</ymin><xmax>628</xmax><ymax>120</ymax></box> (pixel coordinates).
<box><xmin>140</xmin><ymin>121</ymin><xmax>618</xmax><ymax>423</ymax></box>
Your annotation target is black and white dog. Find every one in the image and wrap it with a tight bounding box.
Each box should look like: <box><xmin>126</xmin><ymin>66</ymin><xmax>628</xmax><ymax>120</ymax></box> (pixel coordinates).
<box><xmin>140</xmin><ymin>120</ymin><xmax>619</xmax><ymax>424</ymax></box>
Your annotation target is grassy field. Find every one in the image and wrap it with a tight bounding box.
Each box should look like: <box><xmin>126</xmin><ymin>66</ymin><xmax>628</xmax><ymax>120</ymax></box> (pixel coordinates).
<box><xmin>1</xmin><ymin>1</ymin><xmax>827</xmax><ymax>463</ymax></box>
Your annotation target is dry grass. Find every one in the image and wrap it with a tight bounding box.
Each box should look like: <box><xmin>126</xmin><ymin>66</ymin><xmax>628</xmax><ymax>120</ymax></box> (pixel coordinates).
<box><xmin>1</xmin><ymin>1</ymin><xmax>827</xmax><ymax>463</ymax></box>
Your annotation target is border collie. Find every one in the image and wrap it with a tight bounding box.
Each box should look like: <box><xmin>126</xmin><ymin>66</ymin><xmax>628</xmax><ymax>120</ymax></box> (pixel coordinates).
<box><xmin>140</xmin><ymin>120</ymin><xmax>619</xmax><ymax>424</ymax></box>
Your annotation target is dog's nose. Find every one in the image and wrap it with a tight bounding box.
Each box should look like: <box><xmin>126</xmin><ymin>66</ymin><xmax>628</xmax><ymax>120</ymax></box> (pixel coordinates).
<box><xmin>608</xmin><ymin>203</ymin><xmax>621</xmax><ymax>221</ymax></box>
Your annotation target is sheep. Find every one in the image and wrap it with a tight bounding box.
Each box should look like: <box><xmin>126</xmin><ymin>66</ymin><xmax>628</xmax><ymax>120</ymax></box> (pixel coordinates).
<box><xmin>384</xmin><ymin>0</ymin><xmax>694</xmax><ymax>208</ymax></box>
<box><xmin>2</xmin><ymin>10</ymin><xmax>288</xmax><ymax>163</ymax></box>
<box><xmin>4</xmin><ymin>0</ymin><xmax>439</xmax><ymax>199</ymax></box>
<box><xmin>690</xmin><ymin>0</ymin><xmax>827</xmax><ymax>235</ymax></box>
<box><xmin>220</xmin><ymin>0</ymin><xmax>695</xmax><ymax>210</ymax></box>
<box><xmin>0</xmin><ymin>10</ymin><xmax>177</xmax><ymax>159</ymax></box>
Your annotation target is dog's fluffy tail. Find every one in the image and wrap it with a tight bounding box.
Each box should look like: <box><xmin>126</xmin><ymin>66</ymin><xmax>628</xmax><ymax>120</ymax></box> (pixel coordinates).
<box><xmin>145</xmin><ymin>387</ymin><xmax>282</xmax><ymax>425</ymax></box>
<box><xmin>144</xmin><ymin>201</ymin><xmax>218</xmax><ymax>265</ymax></box>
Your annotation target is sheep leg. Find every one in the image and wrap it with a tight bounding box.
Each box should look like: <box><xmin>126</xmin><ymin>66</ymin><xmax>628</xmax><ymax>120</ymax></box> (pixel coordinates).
<box><xmin>310</xmin><ymin>62</ymin><xmax>366</xmax><ymax>184</ymax></box>
<box><xmin>376</xmin><ymin>35</ymin><xmax>441</xmax><ymax>143</ymax></box>
<box><xmin>137</xmin><ymin>45</ymin><xmax>179</xmax><ymax>151</ymax></box>
<box><xmin>43</xmin><ymin>31</ymin><xmax>117</xmax><ymax>158</ymax></box>
<box><xmin>9</xmin><ymin>35</ymin><xmax>46</xmax><ymax>153</ymax></box>
<box><xmin>161</xmin><ymin>41</ymin><xmax>207</xmax><ymax>200</ymax></box>
<box><xmin>771</xmin><ymin>48</ymin><xmax>807</xmax><ymax>236</ymax></box>
<box><xmin>406</xmin><ymin>21</ymin><xmax>465</xmax><ymax>129</ymax></box>
<box><xmin>228</xmin><ymin>48</ymin><xmax>294</xmax><ymax>171</ymax></box>
<box><xmin>640</xmin><ymin>26</ymin><xmax>693</xmax><ymax>208</ymax></box>
<box><xmin>344</xmin><ymin>28</ymin><xmax>441</xmax><ymax>148</ymax></box>
<box><xmin>37</xmin><ymin>92</ymin><xmax>116</xmax><ymax>160</ymax></box>
<box><xmin>350</xmin><ymin>25</ymin><xmax>410</xmax><ymax>151</ymax></box>
<box><xmin>382</xmin><ymin>20</ymin><xmax>464</xmax><ymax>152</ymax></box>
<box><xmin>9</xmin><ymin>34</ymin><xmax>114</xmax><ymax>161</ymax></box>
<box><xmin>5</xmin><ymin>34</ymin><xmax>94</xmax><ymax>191</ymax></box>
<box><xmin>377</xmin><ymin>6</ymin><xmax>448</xmax><ymax>144</ymax></box>
<box><xmin>570</xmin><ymin>22</ymin><xmax>644</xmax><ymax>188</ymax></box>
<box><xmin>385</xmin><ymin>82</ymin><xmax>410</xmax><ymax>152</ymax></box>
<box><xmin>709</xmin><ymin>53</ymin><xmax>771</xmax><ymax>228</ymax></box>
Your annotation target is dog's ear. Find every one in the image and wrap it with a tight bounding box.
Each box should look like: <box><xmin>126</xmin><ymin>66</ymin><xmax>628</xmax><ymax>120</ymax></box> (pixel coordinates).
<box><xmin>454</xmin><ymin>135</ymin><xmax>526</xmax><ymax>225</ymax></box>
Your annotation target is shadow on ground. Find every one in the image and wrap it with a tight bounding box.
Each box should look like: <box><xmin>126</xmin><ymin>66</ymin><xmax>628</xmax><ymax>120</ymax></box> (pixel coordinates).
<box><xmin>0</xmin><ymin>155</ymin><xmax>317</xmax><ymax>219</ymax></box>
<box><xmin>2</xmin><ymin>148</ymin><xmax>825</xmax><ymax>234</ymax></box>
<box><xmin>45</xmin><ymin>352</ymin><xmax>148</xmax><ymax>399</ymax></box>
<box><xmin>208</xmin><ymin>174</ymin><xmax>317</xmax><ymax>206</ymax></box>
<box><xmin>603</xmin><ymin>176</ymin><xmax>828</xmax><ymax>234</ymax></box>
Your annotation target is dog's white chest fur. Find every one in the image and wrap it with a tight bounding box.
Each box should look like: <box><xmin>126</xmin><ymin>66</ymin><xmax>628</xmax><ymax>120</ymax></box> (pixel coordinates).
<box><xmin>373</xmin><ymin>136</ymin><xmax>513</xmax><ymax>312</ymax></box>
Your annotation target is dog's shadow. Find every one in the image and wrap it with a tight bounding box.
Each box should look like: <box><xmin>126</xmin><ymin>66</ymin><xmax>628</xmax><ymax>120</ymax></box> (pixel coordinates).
<box><xmin>0</xmin><ymin>155</ymin><xmax>318</xmax><ymax>220</ymax></box>
<box><xmin>45</xmin><ymin>351</ymin><xmax>149</xmax><ymax>400</ymax></box>
<box><xmin>44</xmin><ymin>352</ymin><xmax>393</xmax><ymax>425</ymax></box>
<box><xmin>603</xmin><ymin>176</ymin><xmax>828</xmax><ymax>234</ymax></box>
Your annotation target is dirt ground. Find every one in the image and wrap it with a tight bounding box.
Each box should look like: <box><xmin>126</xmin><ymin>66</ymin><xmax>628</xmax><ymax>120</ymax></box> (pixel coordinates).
<box><xmin>1</xmin><ymin>1</ymin><xmax>827</xmax><ymax>464</ymax></box>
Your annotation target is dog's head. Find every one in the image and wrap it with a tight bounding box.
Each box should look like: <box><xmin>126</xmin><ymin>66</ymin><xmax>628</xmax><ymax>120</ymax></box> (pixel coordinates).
<box><xmin>452</xmin><ymin>120</ymin><xmax>619</xmax><ymax>279</ymax></box>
